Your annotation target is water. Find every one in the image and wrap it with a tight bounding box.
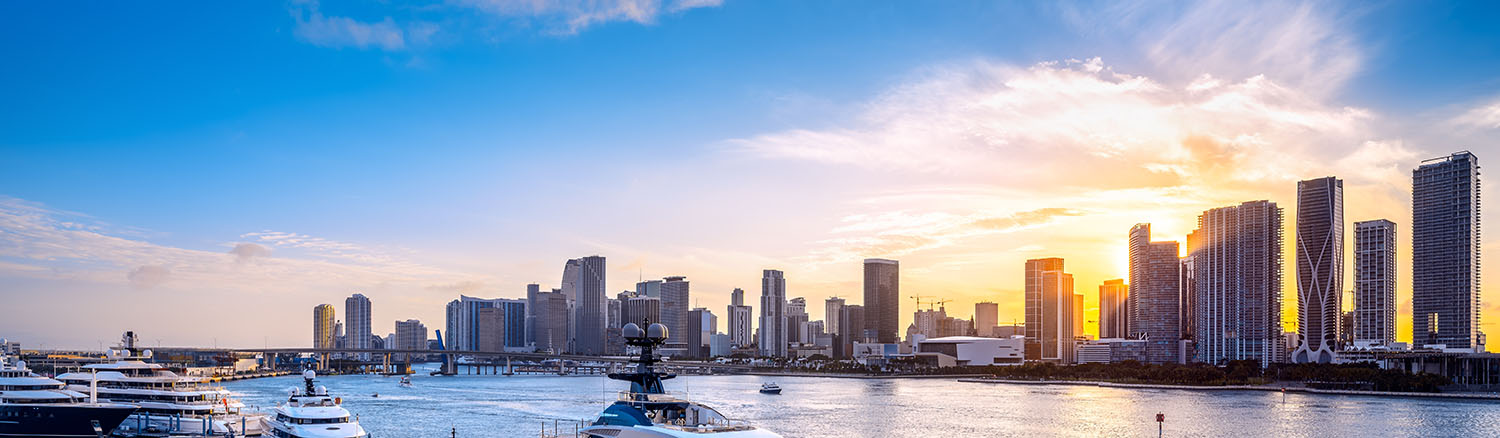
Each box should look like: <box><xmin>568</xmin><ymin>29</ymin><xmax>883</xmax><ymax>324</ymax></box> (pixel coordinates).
<box><xmin>223</xmin><ymin>370</ymin><xmax>1500</xmax><ymax>437</ymax></box>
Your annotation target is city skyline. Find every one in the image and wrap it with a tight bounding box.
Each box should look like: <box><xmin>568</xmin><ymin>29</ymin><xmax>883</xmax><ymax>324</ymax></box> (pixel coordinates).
<box><xmin>4</xmin><ymin>1</ymin><xmax>1500</xmax><ymax>351</ymax></box>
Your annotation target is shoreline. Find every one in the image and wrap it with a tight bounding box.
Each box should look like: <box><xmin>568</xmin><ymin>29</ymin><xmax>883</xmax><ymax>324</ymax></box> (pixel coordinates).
<box><xmin>957</xmin><ymin>378</ymin><xmax>1500</xmax><ymax>400</ymax></box>
<box><xmin>745</xmin><ymin>372</ymin><xmax>992</xmax><ymax>380</ymax></box>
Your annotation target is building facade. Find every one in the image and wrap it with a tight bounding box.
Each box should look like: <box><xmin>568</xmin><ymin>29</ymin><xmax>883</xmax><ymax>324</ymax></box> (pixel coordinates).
<box><xmin>974</xmin><ymin>302</ymin><xmax>999</xmax><ymax>337</ymax></box>
<box><xmin>863</xmin><ymin>258</ymin><xmax>900</xmax><ymax>344</ymax></box>
<box><xmin>825</xmin><ymin>297</ymin><xmax>846</xmax><ymax>337</ymax></box>
<box><xmin>1098</xmin><ymin>280</ymin><xmax>1128</xmax><ymax>339</ymax></box>
<box><xmin>345</xmin><ymin>294</ymin><xmax>372</xmax><ymax>356</ymax></box>
<box><xmin>1293</xmin><ymin>176</ymin><xmax>1345</xmax><ymax>363</ymax></box>
<box><xmin>661</xmin><ymin>276</ymin><xmax>690</xmax><ymax>346</ymax></box>
<box><xmin>394</xmin><ymin>319</ymin><xmax>427</xmax><ymax>351</ymax></box>
<box><xmin>1412</xmin><ymin>152</ymin><xmax>1482</xmax><ymax>350</ymax></box>
<box><xmin>533</xmin><ymin>290</ymin><xmax>570</xmax><ymax>353</ymax></box>
<box><xmin>728</xmin><ymin>288</ymin><xmax>754</xmax><ymax>348</ymax></box>
<box><xmin>1129</xmin><ymin>224</ymin><xmax>1183</xmax><ymax>364</ymax></box>
<box><xmin>1192</xmin><ymin>201</ymin><xmax>1285</xmax><ymax>366</ymax></box>
<box><xmin>564</xmin><ymin>256</ymin><xmax>607</xmax><ymax>355</ymax></box>
<box><xmin>759</xmin><ymin>269</ymin><xmax>788</xmax><ymax>357</ymax></box>
<box><xmin>313</xmin><ymin>304</ymin><xmax>336</xmax><ymax>349</ymax></box>
<box><xmin>1024</xmin><ymin>258</ymin><xmax>1075</xmax><ymax>363</ymax></box>
<box><xmin>1354</xmin><ymin>219</ymin><xmax>1398</xmax><ymax>345</ymax></box>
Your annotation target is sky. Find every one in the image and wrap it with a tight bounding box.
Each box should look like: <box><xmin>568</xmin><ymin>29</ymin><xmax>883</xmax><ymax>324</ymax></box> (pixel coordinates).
<box><xmin>2</xmin><ymin>0</ymin><xmax>1500</xmax><ymax>351</ymax></box>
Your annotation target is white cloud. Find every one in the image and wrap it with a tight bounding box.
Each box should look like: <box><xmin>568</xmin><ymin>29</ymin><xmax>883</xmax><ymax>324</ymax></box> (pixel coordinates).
<box><xmin>1451</xmin><ymin>97</ymin><xmax>1500</xmax><ymax>130</ymax></box>
<box><xmin>292</xmin><ymin>6</ymin><xmax>408</xmax><ymax>51</ymax></box>
<box><xmin>453</xmin><ymin>0</ymin><xmax>721</xmax><ymax>35</ymax></box>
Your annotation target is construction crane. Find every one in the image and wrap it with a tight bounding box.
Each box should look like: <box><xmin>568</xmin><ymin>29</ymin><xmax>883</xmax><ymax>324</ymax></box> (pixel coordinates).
<box><xmin>909</xmin><ymin>295</ymin><xmax>952</xmax><ymax>311</ymax></box>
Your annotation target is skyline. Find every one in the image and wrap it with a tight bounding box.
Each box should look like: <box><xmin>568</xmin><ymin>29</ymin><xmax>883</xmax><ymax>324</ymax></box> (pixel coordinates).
<box><xmin>3</xmin><ymin>1</ymin><xmax>1500</xmax><ymax>350</ymax></box>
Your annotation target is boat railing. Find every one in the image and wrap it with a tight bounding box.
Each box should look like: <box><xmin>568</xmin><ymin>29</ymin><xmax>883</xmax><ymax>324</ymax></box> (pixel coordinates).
<box><xmin>615</xmin><ymin>391</ymin><xmax>687</xmax><ymax>403</ymax></box>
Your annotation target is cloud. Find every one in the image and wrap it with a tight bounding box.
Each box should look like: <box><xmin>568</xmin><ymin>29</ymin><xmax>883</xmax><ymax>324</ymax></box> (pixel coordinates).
<box><xmin>292</xmin><ymin>6</ymin><xmax>408</xmax><ymax>50</ymax></box>
<box><xmin>1451</xmin><ymin>97</ymin><xmax>1500</xmax><ymax>130</ymax></box>
<box><xmin>228</xmin><ymin>243</ymin><xmax>272</xmax><ymax>263</ymax></box>
<box><xmin>453</xmin><ymin>0</ymin><xmax>722</xmax><ymax>35</ymax></box>
<box><xmin>127</xmin><ymin>265</ymin><xmax>170</xmax><ymax>289</ymax></box>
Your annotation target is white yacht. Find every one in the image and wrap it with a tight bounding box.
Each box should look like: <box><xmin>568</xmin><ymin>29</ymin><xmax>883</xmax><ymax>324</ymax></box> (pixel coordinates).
<box><xmin>0</xmin><ymin>353</ymin><xmax>137</xmax><ymax>437</ymax></box>
<box><xmin>55</xmin><ymin>332</ymin><xmax>264</xmax><ymax>436</ymax></box>
<box><xmin>262</xmin><ymin>371</ymin><xmax>368</xmax><ymax>438</ymax></box>
<box><xmin>557</xmin><ymin>323</ymin><xmax>782</xmax><ymax>438</ymax></box>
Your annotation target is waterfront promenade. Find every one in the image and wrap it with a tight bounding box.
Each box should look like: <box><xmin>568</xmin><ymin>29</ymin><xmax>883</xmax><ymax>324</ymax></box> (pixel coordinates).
<box><xmin>958</xmin><ymin>377</ymin><xmax>1500</xmax><ymax>400</ymax></box>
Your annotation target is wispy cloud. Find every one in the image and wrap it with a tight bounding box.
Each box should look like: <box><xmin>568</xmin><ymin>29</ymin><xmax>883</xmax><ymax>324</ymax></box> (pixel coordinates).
<box><xmin>454</xmin><ymin>0</ymin><xmax>722</xmax><ymax>35</ymax></box>
<box><xmin>292</xmin><ymin>5</ymin><xmax>410</xmax><ymax>51</ymax></box>
<box><xmin>1451</xmin><ymin>96</ymin><xmax>1500</xmax><ymax>130</ymax></box>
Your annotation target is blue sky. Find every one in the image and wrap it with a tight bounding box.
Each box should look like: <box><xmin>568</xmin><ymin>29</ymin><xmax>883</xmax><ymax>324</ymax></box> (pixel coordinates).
<box><xmin>3</xmin><ymin>0</ymin><xmax>1500</xmax><ymax>349</ymax></box>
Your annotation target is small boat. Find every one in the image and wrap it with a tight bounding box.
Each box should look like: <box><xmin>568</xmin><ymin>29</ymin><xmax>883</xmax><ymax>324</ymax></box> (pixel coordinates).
<box><xmin>759</xmin><ymin>383</ymin><xmax>782</xmax><ymax>395</ymax></box>
<box><xmin>398</xmin><ymin>376</ymin><xmax>413</xmax><ymax>388</ymax></box>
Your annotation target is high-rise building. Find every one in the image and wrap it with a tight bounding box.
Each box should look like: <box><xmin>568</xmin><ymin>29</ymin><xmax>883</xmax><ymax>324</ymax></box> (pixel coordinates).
<box><xmin>478</xmin><ymin>307</ymin><xmax>506</xmax><ymax>352</ymax></box>
<box><xmin>533</xmin><ymin>290</ymin><xmax>569</xmax><ymax>353</ymax></box>
<box><xmin>313</xmin><ymin>304</ymin><xmax>336</xmax><ymax>349</ymax></box>
<box><xmin>1192</xmin><ymin>201</ymin><xmax>1285</xmax><ymax>366</ymax></box>
<box><xmin>564</xmin><ymin>256</ymin><xmax>607</xmax><ymax>355</ymax></box>
<box><xmin>661</xmin><ymin>276</ymin><xmax>690</xmax><ymax>346</ymax></box>
<box><xmin>444</xmin><ymin>299</ymin><xmax>460</xmax><ymax>350</ymax></box>
<box><xmin>974</xmin><ymin>302</ymin><xmax>999</xmax><ymax>337</ymax></box>
<box><xmin>838</xmin><ymin>304</ymin><xmax>866</xmax><ymax>357</ymax></box>
<box><xmin>394</xmin><ymin>319</ymin><xmax>427</xmax><ymax>352</ymax></box>
<box><xmin>623</xmin><ymin>296</ymin><xmax>662</xmax><ymax>331</ymax></box>
<box><xmin>636</xmin><ymin>279</ymin><xmax>663</xmax><ymax>298</ymax></box>
<box><xmin>786</xmin><ymin>297</ymin><xmax>809</xmax><ymax>344</ymax></box>
<box><xmin>1129</xmin><ymin>224</ymin><xmax>1182</xmax><ymax>364</ymax></box>
<box><xmin>1098</xmin><ymin>280</ymin><xmax>1128</xmax><ymax>339</ymax></box>
<box><xmin>525</xmin><ymin>283</ymin><xmax>541</xmax><ymax>346</ymax></box>
<box><xmin>1412</xmin><ymin>152</ymin><xmax>1482</xmax><ymax>350</ymax></box>
<box><xmin>345</xmin><ymin>293</ymin><xmax>372</xmax><ymax>357</ymax></box>
<box><xmin>447</xmin><ymin>296</ymin><xmax>527</xmax><ymax>351</ymax></box>
<box><xmin>1293</xmin><ymin>176</ymin><xmax>1344</xmax><ymax>363</ymax></box>
<box><xmin>334</xmin><ymin>320</ymin><xmax>345</xmax><ymax>349</ymax></box>
<box><xmin>686</xmin><ymin>308</ymin><xmax>716</xmax><ymax>358</ymax></box>
<box><xmin>607</xmin><ymin>298</ymin><xmax>622</xmax><ymax>330</ymax></box>
<box><xmin>825</xmin><ymin>297</ymin><xmax>846</xmax><ymax>337</ymax></box>
<box><xmin>863</xmin><ymin>258</ymin><xmax>900</xmax><ymax>343</ymax></box>
<box><xmin>1024</xmin><ymin>258</ymin><xmax>1075</xmax><ymax>363</ymax></box>
<box><xmin>759</xmin><ymin>270</ymin><xmax>788</xmax><ymax>357</ymax></box>
<box><xmin>1354</xmin><ymin>219</ymin><xmax>1397</xmax><ymax>345</ymax></box>
<box><xmin>728</xmin><ymin>288</ymin><xmax>754</xmax><ymax>348</ymax></box>
<box><xmin>1073</xmin><ymin>294</ymin><xmax>1085</xmax><ymax>340</ymax></box>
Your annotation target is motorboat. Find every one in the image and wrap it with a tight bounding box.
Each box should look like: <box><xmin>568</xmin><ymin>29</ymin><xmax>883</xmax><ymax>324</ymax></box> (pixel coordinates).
<box><xmin>554</xmin><ymin>322</ymin><xmax>782</xmax><ymax>438</ymax></box>
<box><xmin>56</xmin><ymin>332</ymin><xmax>264</xmax><ymax>436</ymax></box>
<box><xmin>261</xmin><ymin>370</ymin><xmax>369</xmax><ymax>438</ymax></box>
<box><xmin>398</xmin><ymin>376</ymin><xmax>412</xmax><ymax>388</ymax></box>
<box><xmin>0</xmin><ymin>352</ymin><xmax>137</xmax><ymax>437</ymax></box>
<box><xmin>758</xmin><ymin>383</ymin><xmax>781</xmax><ymax>395</ymax></box>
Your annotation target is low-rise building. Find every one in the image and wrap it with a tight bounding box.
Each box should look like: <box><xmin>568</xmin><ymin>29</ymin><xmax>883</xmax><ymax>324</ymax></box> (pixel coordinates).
<box><xmin>1075</xmin><ymin>338</ymin><xmax>1147</xmax><ymax>364</ymax></box>
<box><xmin>913</xmin><ymin>336</ymin><xmax>1025</xmax><ymax>366</ymax></box>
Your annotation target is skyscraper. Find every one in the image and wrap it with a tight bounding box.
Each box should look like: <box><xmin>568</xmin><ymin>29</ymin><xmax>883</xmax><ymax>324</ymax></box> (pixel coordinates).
<box><xmin>622</xmin><ymin>296</ymin><xmax>661</xmax><ymax>329</ymax></box>
<box><xmin>636</xmin><ymin>279</ymin><xmax>663</xmax><ymax>298</ymax></box>
<box><xmin>1354</xmin><ymin>219</ymin><xmax>1397</xmax><ymax>345</ymax></box>
<box><xmin>661</xmin><ymin>276</ymin><xmax>690</xmax><ymax>347</ymax></box>
<box><xmin>728</xmin><ymin>288</ymin><xmax>754</xmax><ymax>348</ymax></box>
<box><xmin>1098</xmin><ymin>280</ymin><xmax>1128</xmax><ymax>339</ymax></box>
<box><xmin>838</xmin><ymin>304</ymin><xmax>865</xmax><ymax>357</ymax></box>
<box><xmin>394</xmin><ymin>319</ymin><xmax>428</xmax><ymax>351</ymax></box>
<box><xmin>345</xmin><ymin>293</ymin><xmax>372</xmax><ymax>357</ymax></box>
<box><xmin>533</xmin><ymin>289</ymin><xmax>569</xmax><ymax>353</ymax></box>
<box><xmin>564</xmin><ymin>256</ymin><xmax>607</xmax><ymax>355</ymax></box>
<box><xmin>759</xmin><ymin>269</ymin><xmax>788</xmax><ymax>357</ymax></box>
<box><xmin>1129</xmin><ymin>224</ymin><xmax>1182</xmax><ymax>364</ymax></box>
<box><xmin>825</xmin><ymin>297</ymin><xmax>846</xmax><ymax>337</ymax></box>
<box><xmin>478</xmin><ymin>307</ymin><xmax>505</xmax><ymax>352</ymax></box>
<box><xmin>1192</xmin><ymin>201</ymin><xmax>1285</xmax><ymax>366</ymax></box>
<box><xmin>313</xmin><ymin>304</ymin><xmax>336</xmax><ymax>349</ymax></box>
<box><xmin>1413</xmin><ymin>152</ymin><xmax>1482</xmax><ymax>350</ymax></box>
<box><xmin>786</xmin><ymin>297</ymin><xmax>808</xmax><ymax>343</ymax></box>
<box><xmin>863</xmin><ymin>258</ymin><xmax>900</xmax><ymax>343</ymax></box>
<box><xmin>1024</xmin><ymin>258</ymin><xmax>1075</xmax><ymax>363</ymax></box>
<box><xmin>1293</xmin><ymin>176</ymin><xmax>1344</xmax><ymax>363</ymax></box>
<box><xmin>686</xmin><ymin>308</ymin><xmax>716</xmax><ymax>358</ymax></box>
<box><xmin>446</xmin><ymin>295</ymin><xmax>528</xmax><ymax>351</ymax></box>
<box><xmin>974</xmin><ymin>302</ymin><xmax>998</xmax><ymax>337</ymax></box>
<box><xmin>525</xmin><ymin>283</ymin><xmax>540</xmax><ymax>346</ymax></box>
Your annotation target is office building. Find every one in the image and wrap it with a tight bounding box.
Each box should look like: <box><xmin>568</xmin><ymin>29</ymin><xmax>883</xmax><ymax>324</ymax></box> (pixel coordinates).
<box><xmin>394</xmin><ymin>319</ymin><xmax>427</xmax><ymax>352</ymax></box>
<box><xmin>1292</xmin><ymin>176</ymin><xmax>1344</xmax><ymax>363</ymax></box>
<box><xmin>661</xmin><ymin>276</ymin><xmax>690</xmax><ymax>346</ymax></box>
<box><xmin>687</xmin><ymin>308</ymin><xmax>716</xmax><ymax>358</ymax></box>
<box><xmin>525</xmin><ymin>283</ymin><xmax>541</xmax><ymax>346</ymax></box>
<box><xmin>838</xmin><ymin>304</ymin><xmax>866</xmax><ymax>357</ymax></box>
<box><xmin>478</xmin><ymin>307</ymin><xmax>506</xmax><ymax>352</ymax></box>
<box><xmin>1412</xmin><ymin>152</ymin><xmax>1482</xmax><ymax>349</ymax></box>
<box><xmin>864</xmin><ymin>258</ymin><xmax>901</xmax><ymax>344</ymax></box>
<box><xmin>564</xmin><ymin>256</ymin><xmax>607</xmax><ymax>355</ymax></box>
<box><xmin>313</xmin><ymin>304</ymin><xmax>336</xmax><ymax>349</ymax></box>
<box><xmin>1129</xmin><ymin>224</ymin><xmax>1183</xmax><ymax>364</ymax></box>
<box><xmin>1192</xmin><ymin>201</ymin><xmax>1285</xmax><ymax>366</ymax></box>
<box><xmin>636</xmin><ymin>279</ymin><xmax>662</xmax><ymax>298</ymax></box>
<box><xmin>533</xmin><ymin>290</ymin><xmax>570</xmax><ymax>353</ymax></box>
<box><xmin>974</xmin><ymin>302</ymin><xmax>999</xmax><ymax>337</ymax></box>
<box><xmin>787</xmin><ymin>297</ymin><xmax>809</xmax><ymax>343</ymax></box>
<box><xmin>759</xmin><ymin>269</ymin><xmax>788</xmax><ymax>357</ymax></box>
<box><xmin>1098</xmin><ymin>280</ymin><xmax>1128</xmax><ymax>339</ymax></box>
<box><xmin>446</xmin><ymin>295</ymin><xmax>528</xmax><ymax>352</ymax></box>
<box><xmin>826</xmin><ymin>297</ymin><xmax>846</xmax><ymax>337</ymax></box>
<box><xmin>623</xmin><ymin>296</ymin><xmax>662</xmax><ymax>329</ymax></box>
<box><xmin>1354</xmin><ymin>219</ymin><xmax>1397</xmax><ymax>345</ymax></box>
<box><xmin>345</xmin><ymin>293</ymin><xmax>372</xmax><ymax>358</ymax></box>
<box><xmin>728</xmin><ymin>288</ymin><xmax>754</xmax><ymax>348</ymax></box>
<box><xmin>1024</xmin><ymin>258</ymin><xmax>1076</xmax><ymax>363</ymax></box>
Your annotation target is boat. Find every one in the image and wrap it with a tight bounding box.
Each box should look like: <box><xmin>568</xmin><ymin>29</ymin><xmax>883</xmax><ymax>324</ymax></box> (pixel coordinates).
<box><xmin>555</xmin><ymin>322</ymin><xmax>782</xmax><ymax>438</ymax></box>
<box><xmin>0</xmin><ymin>352</ymin><xmax>138</xmax><ymax>437</ymax></box>
<box><xmin>398</xmin><ymin>376</ymin><xmax>412</xmax><ymax>388</ymax></box>
<box><xmin>758</xmin><ymin>383</ymin><xmax>781</xmax><ymax>395</ymax></box>
<box><xmin>261</xmin><ymin>370</ymin><xmax>369</xmax><ymax>438</ymax></box>
<box><xmin>56</xmin><ymin>332</ymin><xmax>265</xmax><ymax>436</ymax></box>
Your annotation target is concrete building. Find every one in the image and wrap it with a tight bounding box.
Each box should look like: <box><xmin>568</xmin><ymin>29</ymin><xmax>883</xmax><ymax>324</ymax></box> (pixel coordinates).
<box><xmin>623</xmin><ymin>296</ymin><xmax>662</xmax><ymax>329</ymax></box>
<box><xmin>728</xmin><ymin>288</ymin><xmax>754</xmax><ymax>348</ymax></box>
<box><xmin>803</xmin><ymin>320</ymin><xmax>825</xmax><ymax>344</ymax></box>
<box><xmin>1076</xmin><ymin>338</ymin><xmax>1148</xmax><ymax>364</ymax></box>
<box><xmin>661</xmin><ymin>276</ymin><xmax>690</xmax><ymax>347</ymax></box>
<box><xmin>974</xmin><ymin>302</ymin><xmax>999</xmax><ymax>337</ymax></box>
<box><xmin>313</xmin><ymin>304</ymin><xmax>336</xmax><ymax>349</ymax></box>
<box><xmin>686</xmin><ymin>308</ymin><xmax>716</xmax><ymax>358</ymax></box>
<box><xmin>533</xmin><ymin>290</ymin><xmax>570</xmax><ymax>353</ymax></box>
<box><xmin>564</xmin><ymin>256</ymin><xmax>607</xmax><ymax>355</ymax></box>
<box><xmin>1098</xmin><ymin>280</ymin><xmax>1128</xmax><ymax>339</ymax></box>
<box><xmin>447</xmin><ymin>295</ymin><xmax>527</xmax><ymax>352</ymax></box>
<box><xmin>1412</xmin><ymin>152</ymin><xmax>1482</xmax><ymax>350</ymax></box>
<box><xmin>1025</xmin><ymin>258</ymin><xmax>1076</xmax><ymax>364</ymax></box>
<box><xmin>786</xmin><ymin>297</ymin><xmax>809</xmax><ymax>344</ymax></box>
<box><xmin>525</xmin><ymin>283</ymin><xmax>541</xmax><ymax>346</ymax></box>
<box><xmin>394</xmin><ymin>319</ymin><xmax>427</xmax><ymax>351</ymax></box>
<box><xmin>825</xmin><ymin>297</ymin><xmax>846</xmax><ymax>337</ymax></box>
<box><xmin>1192</xmin><ymin>201</ymin><xmax>1285</xmax><ymax>366</ymax></box>
<box><xmin>1129</xmin><ymin>224</ymin><xmax>1182</xmax><ymax>364</ymax></box>
<box><xmin>636</xmin><ymin>279</ymin><xmax>662</xmax><ymax>298</ymax></box>
<box><xmin>477</xmin><ymin>307</ymin><xmax>505</xmax><ymax>352</ymax></box>
<box><xmin>863</xmin><ymin>258</ymin><xmax>901</xmax><ymax>344</ymax></box>
<box><xmin>838</xmin><ymin>304</ymin><xmax>865</xmax><ymax>358</ymax></box>
<box><xmin>1293</xmin><ymin>176</ymin><xmax>1345</xmax><ymax>364</ymax></box>
<box><xmin>914</xmin><ymin>336</ymin><xmax>1025</xmax><ymax>366</ymax></box>
<box><xmin>759</xmin><ymin>270</ymin><xmax>788</xmax><ymax>357</ymax></box>
<box><xmin>1354</xmin><ymin>219</ymin><xmax>1398</xmax><ymax>345</ymax></box>
<box><xmin>709</xmin><ymin>333</ymin><xmax>732</xmax><ymax>358</ymax></box>
<box><xmin>345</xmin><ymin>294</ymin><xmax>372</xmax><ymax>358</ymax></box>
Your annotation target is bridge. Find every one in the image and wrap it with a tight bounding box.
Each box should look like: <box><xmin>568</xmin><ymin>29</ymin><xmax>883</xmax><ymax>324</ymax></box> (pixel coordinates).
<box><xmin>139</xmin><ymin>346</ymin><xmax>758</xmax><ymax>376</ymax></box>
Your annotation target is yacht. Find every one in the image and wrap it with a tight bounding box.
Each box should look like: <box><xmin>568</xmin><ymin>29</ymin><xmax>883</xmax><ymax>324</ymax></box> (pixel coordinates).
<box><xmin>559</xmin><ymin>322</ymin><xmax>782</xmax><ymax>438</ymax></box>
<box><xmin>757</xmin><ymin>383</ymin><xmax>780</xmax><ymax>395</ymax></box>
<box><xmin>56</xmin><ymin>332</ymin><xmax>265</xmax><ymax>436</ymax></box>
<box><xmin>262</xmin><ymin>371</ymin><xmax>368</xmax><ymax>438</ymax></box>
<box><xmin>0</xmin><ymin>353</ymin><xmax>137</xmax><ymax>437</ymax></box>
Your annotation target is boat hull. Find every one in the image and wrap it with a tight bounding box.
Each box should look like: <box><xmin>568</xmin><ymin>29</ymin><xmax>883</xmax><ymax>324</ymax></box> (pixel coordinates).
<box><xmin>0</xmin><ymin>404</ymin><xmax>137</xmax><ymax>438</ymax></box>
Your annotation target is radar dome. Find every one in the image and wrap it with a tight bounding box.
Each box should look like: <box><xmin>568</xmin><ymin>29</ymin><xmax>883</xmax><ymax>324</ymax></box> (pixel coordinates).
<box><xmin>316</xmin><ymin>385</ymin><xmax>328</xmax><ymax>396</ymax></box>
<box><xmin>622</xmin><ymin>323</ymin><xmax>643</xmax><ymax>339</ymax></box>
<box><xmin>303</xmin><ymin>370</ymin><xmax>316</xmax><ymax>380</ymax></box>
<box><xmin>141</xmin><ymin>349</ymin><xmax>153</xmax><ymax>358</ymax></box>
<box><xmin>647</xmin><ymin>323</ymin><xmax>668</xmax><ymax>341</ymax></box>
